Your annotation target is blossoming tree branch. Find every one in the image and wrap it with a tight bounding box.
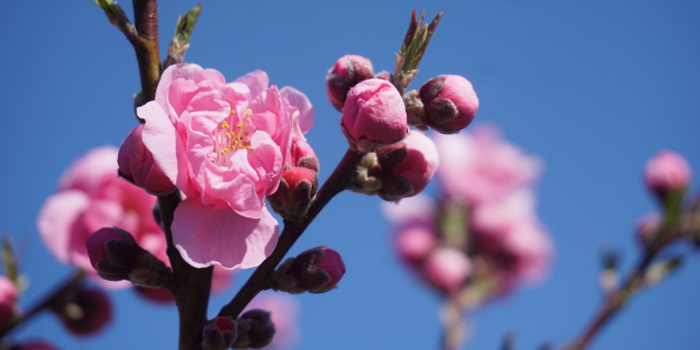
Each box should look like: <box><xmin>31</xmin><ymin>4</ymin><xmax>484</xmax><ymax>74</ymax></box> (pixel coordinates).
<box><xmin>0</xmin><ymin>1</ymin><xmax>697</xmax><ymax>350</ymax></box>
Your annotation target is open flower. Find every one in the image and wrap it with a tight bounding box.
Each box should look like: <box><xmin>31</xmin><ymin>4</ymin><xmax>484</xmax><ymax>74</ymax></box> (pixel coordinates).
<box><xmin>131</xmin><ymin>64</ymin><xmax>313</xmax><ymax>270</ymax></box>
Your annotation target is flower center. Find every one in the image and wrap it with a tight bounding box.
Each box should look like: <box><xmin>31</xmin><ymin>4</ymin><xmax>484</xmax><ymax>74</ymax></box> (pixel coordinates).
<box><xmin>212</xmin><ymin>109</ymin><xmax>256</xmax><ymax>167</ymax></box>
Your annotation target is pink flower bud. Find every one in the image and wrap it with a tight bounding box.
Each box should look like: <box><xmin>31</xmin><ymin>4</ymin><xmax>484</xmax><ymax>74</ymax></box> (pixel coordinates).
<box><xmin>118</xmin><ymin>124</ymin><xmax>176</xmax><ymax>194</ymax></box>
<box><xmin>17</xmin><ymin>341</ymin><xmax>60</xmax><ymax>350</ymax></box>
<box><xmin>375</xmin><ymin>131</ymin><xmax>439</xmax><ymax>200</ymax></box>
<box><xmin>341</xmin><ymin>79</ymin><xmax>408</xmax><ymax>153</ymax></box>
<box><xmin>290</xmin><ymin>139</ymin><xmax>319</xmax><ymax>172</ymax></box>
<box><xmin>54</xmin><ymin>287</ymin><xmax>112</xmax><ymax>336</ymax></box>
<box><xmin>287</xmin><ymin>247</ymin><xmax>346</xmax><ymax>293</ymax></box>
<box><xmin>326</xmin><ymin>55</ymin><xmax>375</xmax><ymax>111</ymax></box>
<box><xmin>644</xmin><ymin>150</ymin><xmax>692</xmax><ymax>201</ymax></box>
<box><xmin>85</xmin><ymin>227</ymin><xmax>140</xmax><ymax>282</ymax></box>
<box><xmin>419</xmin><ymin>75</ymin><xmax>478</xmax><ymax>134</ymax></box>
<box><xmin>0</xmin><ymin>276</ymin><xmax>17</xmax><ymax>326</ymax></box>
<box><xmin>271</xmin><ymin>168</ymin><xmax>318</xmax><ymax>205</ymax></box>
<box><xmin>394</xmin><ymin>226</ymin><xmax>437</xmax><ymax>263</ymax></box>
<box><xmin>234</xmin><ymin>309</ymin><xmax>276</xmax><ymax>349</ymax></box>
<box><xmin>424</xmin><ymin>247</ymin><xmax>471</xmax><ymax>292</ymax></box>
<box><xmin>202</xmin><ymin>317</ymin><xmax>238</xmax><ymax>350</ymax></box>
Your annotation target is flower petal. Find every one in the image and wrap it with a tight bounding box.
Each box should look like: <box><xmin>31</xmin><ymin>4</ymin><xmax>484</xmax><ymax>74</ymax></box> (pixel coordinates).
<box><xmin>172</xmin><ymin>199</ymin><xmax>279</xmax><ymax>270</ymax></box>
<box><xmin>233</xmin><ymin>70</ymin><xmax>269</xmax><ymax>101</ymax></box>
<box><xmin>37</xmin><ymin>190</ymin><xmax>90</xmax><ymax>264</ymax></box>
<box><xmin>156</xmin><ymin>63</ymin><xmax>204</xmax><ymax>113</ymax></box>
<box><xmin>281</xmin><ymin>86</ymin><xmax>314</xmax><ymax>135</ymax></box>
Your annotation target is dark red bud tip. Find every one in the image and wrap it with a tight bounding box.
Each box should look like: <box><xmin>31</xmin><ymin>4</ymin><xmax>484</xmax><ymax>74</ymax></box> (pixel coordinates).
<box><xmin>85</xmin><ymin>227</ymin><xmax>126</xmax><ymax>270</ymax></box>
<box><xmin>202</xmin><ymin>317</ymin><xmax>238</xmax><ymax>350</ymax></box>
<box><xmin>239</xmin><ymin>309</ymin><xmax>276</xmax><ymax>349</ymax></box>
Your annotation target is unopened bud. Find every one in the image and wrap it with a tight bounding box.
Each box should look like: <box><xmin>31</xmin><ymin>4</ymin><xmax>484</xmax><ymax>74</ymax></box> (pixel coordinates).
<box><xmin>51</xmin><ymin>287</ymin><xmax>112</xmax><ymax>336</ymax></box>
<box><xmin>285</xmin><ymin>247</ymin><xmax>346</xmax><ymax>294</ymax></box>
<box><xmin>374</xmin><ymin>131</ymin><xmax>439</xmax><ymax>201</ymax></box>
<box><xmin>232</xmin><ymin>309</ymin><xmax>276</xmax><ymax>349</ymax></box>
<box><xmin>202</xmin><ymin>317</ymin><xmax>238</xmax><ymax>350</ymax></box>
<box><xmin>395</xmin><ymin>226</ymin><xmax>437</xmax><ymax>264</ymax></box>
<box><xmin>268</xmin><ymin>167</ymin><xmax>318</xmax><ymax>220</ymax></box>
<box><xmin>290</xmin><ymin>139</ymin><xmax>319</xmax><ymax>172</ymax></box>
<box><xmin>118</xmin><ymin>123</ymin><xmax>176</xmax><ymax>194</ymax></box>
<box><xmin>326</xmin><ymin>55</ymin><xmax>375</xmax><ymax>111</ymax></box>
<box><xmin>644</xmin><ymin>150</ymin><xmax>692</xmax><ymax>205</ymax></box>
<box><xmin>341</xmin><ymin>78</ymin><xmax>408</xmax><ymax>153</ymax></box>
<box><xmin>636</xmin><ymin>213</ymin><xmax>661</xmax><ymax>247</ymax></box>
<box><xmin>418</xmin><ymin>75</ymin><xmax>478</xmax><ymax>134</ymax></box>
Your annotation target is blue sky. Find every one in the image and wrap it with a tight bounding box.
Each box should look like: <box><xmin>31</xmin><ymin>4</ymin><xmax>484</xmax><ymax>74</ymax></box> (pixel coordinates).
<box><xmin>1</xmin><ymin>1</ymin><xmax>700</xmax><ymax>349</ymax></box>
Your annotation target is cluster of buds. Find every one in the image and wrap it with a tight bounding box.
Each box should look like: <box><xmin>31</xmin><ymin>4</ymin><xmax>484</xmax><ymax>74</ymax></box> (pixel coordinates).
<box><xmin>85</xmin><ymin>227</ymin><xmax>172</xmax><ymax>289</ymax></box>
<box><xmin>202</xmin><ymin>311</ymin><xmax>278</xmax><ymax>350</ymax></box>
<box><xmin>268</xmin><ymin>139</ymin><xmax>320</xmax><ymax>219</ymax></box>
<box><xmin>268</xmin><ymin>247</ymin><xmax>346</xmax><ymax>294</ymax></box>
<box><xmin>348</xmin><ymin>131</ymin><xmax>439</xmax><ymax>201</ymax></box>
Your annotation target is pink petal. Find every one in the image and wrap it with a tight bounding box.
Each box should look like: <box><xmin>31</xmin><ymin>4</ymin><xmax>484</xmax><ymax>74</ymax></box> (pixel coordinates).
<box><xmin>203</xmin><ymin>150</ymin><xmax>263</xmax><ymax>219</ymax></box>
<box><xmin>139</xmin><ymin>101</ymin><xmax>189</xmax><ymax>194</ymax></box>
<box><xmin>281</xmin><ymin>86</ymin><xmax>314</xmax><ymax>135</ymax></box>
<box><xmin>233</xmin><ymin>70</ymin><xmax>270</xmax><ymax>101</ymax></box>
<box><xmin>172</xmin><ymin>199</ymin><xmax>279</xmax><ymax>270</ymax></box>
<box><xmin>37</xmin><ymin>190</ymin><xmax>90</xmax><ymax>264</ymax></box>
<box><xmin>156</xmin><ymin>63</ymin><xmax>204</xmax><ymax>113</ymax></box>
<box><xmin>57</xmin><ymin>146</ymin><xmax>119</xmax><ymax>193</ymax></box>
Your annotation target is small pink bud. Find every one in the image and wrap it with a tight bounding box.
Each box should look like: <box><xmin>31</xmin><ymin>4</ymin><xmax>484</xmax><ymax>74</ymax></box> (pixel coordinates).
<box><xmin>395</xmin><ymin>226</ymin><xmax>437</xmax><ymax>263</ymax></box>
<box><xmin>341</xmin><ymin>78</ymin><xmax>408</xmax><ymax>153</ymax></box>
<box><xmin>375</xmin><ymin>131</ymin><xmax>439</xmax><ymax>200</ymax></box>
<box><xmin>287</xmin><ymin>247</ymin><xmax>346</xmax><ymax>293</ymax></box>
<box><xmin>644</xmin><ymin>149</ymin><xmax>692</xmax><ymax>201</ymax></box>
<box><xmin>424</xmin><ymin>247</ymin><xmax>471</xmax><ymax>292</ymax></box>
<box><xmin>268</xmin><ymin>167</ymin><xmax>319</xmax><ymax>220</ymax></box>
<box><xmin>0</xmin><ymin>276</ymin><xmax>17</xmax><ymax>326</ymax></box>
<box><xmin>419</xmin><ymin>75</ymin><xmax>478</xmax><ymax>134</ymax></box>
<box><xmin>290</xmin><ymin>139</ymin><xmax>319</xmax><ymax>172</ymax></box>
<box><xmin>118</xmin><ymin>124</ymin><xmax>176</xmax><ymax>194</ymax></box>
<box><xmin>202</xmin><ymin>317</ymin><xmax>238</xmax><ymax>350</ymax></box>
<box><xmin>326</xmin><ymin>55</ymin><xmax>375</xmax><ymax>111</ymax></box>
<box><xmin>233</xmin><ymin>309</ymin><xmax>276</xmax><ymax>349</ymax></box>
<box><xmin>17</xmin><ymin>341</ymin><xmax>61</xmax><ymax>350</ymax></box>
<box><xmin>55</xmin><ymin>288</ymin><xmax>112</xmax><ymax>336</ymax></box>
<box><xmin>85</xmin><ymin>227</ymin><xmax>139</xmax><ymax>281</ymax></box>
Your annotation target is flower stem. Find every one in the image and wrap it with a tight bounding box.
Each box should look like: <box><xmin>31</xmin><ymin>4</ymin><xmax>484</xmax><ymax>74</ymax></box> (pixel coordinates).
<box><xmin>218</xmin><ymin>149</ymin><xmax>363</xmax><ymax>319</ymax></box>
<box><xmin>0</xmin><ymin>271</ymin><xmax>85</xmax><ymax>339</ymax></box>
<box><xmin>566</xmin><ymin>230</ymin><xmax>680</xmax><ymax>350</ymax></box>
<box><xmin>158</xmin><ymin>191</ymin><xmax>213</xmax><ymax>350</ymax></box>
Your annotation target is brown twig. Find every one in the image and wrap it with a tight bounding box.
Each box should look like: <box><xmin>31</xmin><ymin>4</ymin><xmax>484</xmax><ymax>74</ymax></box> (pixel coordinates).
<box><xmin>217</xmin><ymin>149</ymin><xmax>363</xmax><ymax>319</ymax></box>
<box><xmin>158</xmin><ymin>191</ymin><xmax>213</xmax><ymax>350</ymax></box>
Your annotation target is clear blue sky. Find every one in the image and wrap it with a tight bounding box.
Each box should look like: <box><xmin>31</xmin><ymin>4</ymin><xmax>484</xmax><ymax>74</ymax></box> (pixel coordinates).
<box><xmin>1</xmin><ymin>1</ymin><xmax>700</xmax><ymax>349</ymax></box>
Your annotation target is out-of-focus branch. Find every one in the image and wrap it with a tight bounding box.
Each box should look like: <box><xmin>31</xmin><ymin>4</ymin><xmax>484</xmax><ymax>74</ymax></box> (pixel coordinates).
<box><xmin>217</xmin><ymin>149</ymin><xmax>363</xmax><ymax>319</ymax></box>
<box><xmin>0</xmin><ymin>271</ymin><xmax>85</xmax><ymax>339</ymax></box>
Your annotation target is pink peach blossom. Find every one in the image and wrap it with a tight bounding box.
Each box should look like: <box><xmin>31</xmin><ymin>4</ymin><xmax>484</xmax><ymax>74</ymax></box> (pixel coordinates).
<box><xmin>433</xmin><ymin>125</ymin><xmax>541</xmax><ymax>204</ymax></box>
<box><xmin>244</xmin><ymin>291</ymin><xmax>300</xmax><ymax>350</ymax></box>
<box><xmin>394</xmin><ymin>226</ymin><xmax>437</xmax><ymax>263</ymax></box>
<box><xmin>37</xmin><ymin>146</ymin><xmax>165</xmax><ymax>287</ymax></box>
<box><xmin>424</xmin><ymin>247</ymin><xmax>472</xmax><ymax>292</ymax></box>
<box><xmin>133</xmin><ymin>63</ymin><xmax>313</xmax><ymax>270</ymax></box>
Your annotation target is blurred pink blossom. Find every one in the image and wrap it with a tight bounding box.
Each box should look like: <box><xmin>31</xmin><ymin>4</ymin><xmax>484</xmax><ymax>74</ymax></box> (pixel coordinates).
<box><xmin>433</xmin><ymin>125</ymin><xmax>541</xmax><ymax>204</ymax></box>
<box><xmin>37</xmin><ymin>146</ymin><xmax>164</xmax><ymax>287</ymax></box>
<box><xmin>244</xmin><ymin>292</ymin><xmax>301</xmax><ymax>350</ymax></box>
<box><xmin>131</xmin><ymin>63</ymin><xmax>313</xmax><ymax>270</ymax></box>
<box><xmin>424</xmin><ymin>247</ymin><xmax>472</xmax><ymax>292</ymax></box>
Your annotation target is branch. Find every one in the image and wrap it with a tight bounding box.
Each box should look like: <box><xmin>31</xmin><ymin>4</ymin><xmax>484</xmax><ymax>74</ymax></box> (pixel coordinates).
<box><xmin>217</xmin><ymin>149</ymin><xmax>363</xmax><ymax>319</ymax></box>
<box><xmin>158</xmin><ymin>191</ymin><xmax>213</xmax><ymax>350</ymax></box>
